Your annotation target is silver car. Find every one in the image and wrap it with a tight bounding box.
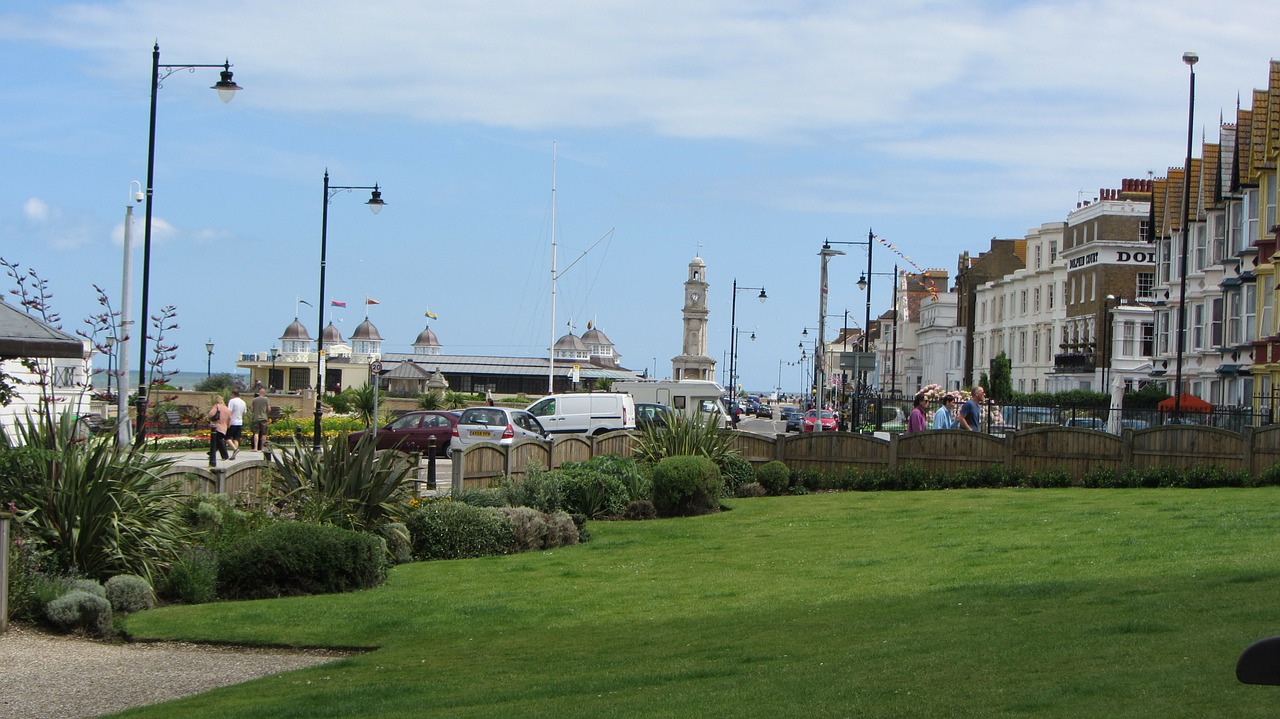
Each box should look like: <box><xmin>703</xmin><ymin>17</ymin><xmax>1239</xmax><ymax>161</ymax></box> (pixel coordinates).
<box><xmin>452</xmin><ymin>407</ymin><xmax>549</xmax><ymax>448</ymax></box>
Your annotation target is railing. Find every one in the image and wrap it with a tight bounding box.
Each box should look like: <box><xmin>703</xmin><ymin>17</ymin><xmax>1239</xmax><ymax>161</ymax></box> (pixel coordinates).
<box><xmin>1053</xmin><ymin>352</ymin><xmax>1096</xmax><ymax>372</ymax></box>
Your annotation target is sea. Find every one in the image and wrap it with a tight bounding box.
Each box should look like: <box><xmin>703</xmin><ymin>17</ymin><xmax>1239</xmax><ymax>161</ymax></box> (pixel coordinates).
<box><xmin>93</xmin><ymin>371</ymin><xmax>247</xmax><ymax>392</ymax></box>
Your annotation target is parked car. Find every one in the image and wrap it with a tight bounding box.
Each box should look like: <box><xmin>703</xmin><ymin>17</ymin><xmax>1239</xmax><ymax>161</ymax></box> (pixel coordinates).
<box><xmin>996</xmin><ymin>406</ymin><xmax>1060</xmax><ymax>433</ymax></box>
<box><xmin>526</xmin><ymin>392</ymin><xmax>637</xmax><ymax>436</ymax></box>
<box><xmin>635</xmin><ymin>402</ymin><xmax>675</xmax><ymax>430</ymax></box>
<box><xmin>782</xmin><ymin>408</ymin><xmax>804</xmax><ymax>432</ymax></box>
<box><xmin>754</xmin><ymin>404</ymin><xmax>774</xmax><ymax>418</ymax></box>
<box><xmin>346</xmin><ymin>410</ymin><xmax>459</xmax><ymax>452</ymax></box>
<box><xmin>802</xmin><ymin>409</ymin><xmax>838</xmax><ymax>432</ymax></box>
<box><xmin>452</xmin><ymin>407</ymin><xmax>549</xmax><ymax>448</ymax></box>
<box><xmin>1062</xmin><ymin>417</ymin><xmax>1106</xmax><ymax>430</ymax></box>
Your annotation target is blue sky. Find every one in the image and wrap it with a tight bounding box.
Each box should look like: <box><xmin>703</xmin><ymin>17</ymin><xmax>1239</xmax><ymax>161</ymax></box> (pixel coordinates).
<box><xmin>2</xmin><ymin>1</ymin><xmax>1277</xmax><ymax>392</ymax></box>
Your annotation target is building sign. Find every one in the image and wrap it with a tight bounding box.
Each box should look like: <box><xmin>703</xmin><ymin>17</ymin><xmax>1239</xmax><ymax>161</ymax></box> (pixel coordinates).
<box><xmin>1066</xmin><ymin>248</ymin><xmax>1156</xmax><ymax>270</ymax></box>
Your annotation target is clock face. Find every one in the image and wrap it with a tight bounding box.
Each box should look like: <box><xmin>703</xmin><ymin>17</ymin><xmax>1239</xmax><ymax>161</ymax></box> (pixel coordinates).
<box><xmin>690</xmin><ymin>293</ymin><xmax>700</xmax><ymax>302</ymax></box>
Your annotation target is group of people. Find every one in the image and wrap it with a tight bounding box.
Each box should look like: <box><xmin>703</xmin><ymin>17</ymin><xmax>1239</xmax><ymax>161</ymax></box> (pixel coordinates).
<box><xmin>207</xmin><ymin>388</ymin><xmax>272</xmax><ymax>466</ymax></box>
<box><xmin>906</xmin><ymin>386</ymin><xmax>989</xmax><ymax>434</ymax></box>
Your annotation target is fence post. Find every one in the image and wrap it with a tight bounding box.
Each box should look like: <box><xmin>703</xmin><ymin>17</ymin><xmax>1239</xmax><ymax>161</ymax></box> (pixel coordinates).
<box><xmin>775</xmin><ymin>432</ymin><xmax>788</xmax><ymax>463</ymax></box>
<box><xmin>1</xmin><ymin>511</ymin><xmax>10</xmax><ymax>633</ymax></box>
<box><xmin>1243</xmin><ymin>426</ymin><xmax>1256</xmax><ymax>478</ymax></box>
<box><xmin>888</xmin><ymin>432</ymin><xmax>900</xmax><ymax>473</ymax></box>
<box><xmin>451</xmin><ymin>448</ymin><xmax>464</xmax><ymax>495</ymax></box>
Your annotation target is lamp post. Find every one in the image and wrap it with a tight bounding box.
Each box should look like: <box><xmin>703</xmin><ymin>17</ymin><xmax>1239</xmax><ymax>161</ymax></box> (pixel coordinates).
<box><xmin>1102</xmin><ymin>295</ymin><xmax>1118</xmax><ymax>391</ymax></box>
<box><xmin>729</xmin><ymin>279</ymin><xmax>766</xmax><ymax>400</ymax></box>
<box><xmin>314</xmin><ymin>170</ymin><xmax>386</xmax><ymax>452</ymax></box>
<box><xmin>816</xmin><ymin>243</ymin><xmax>845</xmax><ymax>427</ymax></box>
<box><xmin>205</xmin><ymin>339</ymin><xmax>214</xmax><ymax>377</ymax></box>
<box><xmin>857</xmin><ymin>266</ymin><xmax>900</xmax><ymax>397</ymax></box>
<box><xmin>133</xmin><ymin>44</ymin><xmax>242</xmax><ymax>447</ymax></box>
<box><xmin>103</xmin><ymin>335</ymin><xmax>116</xmax><ymax>401</ymax></box>
<box><xmin>1173</xmin><ymin>51</ymin><xmax>1198</xmax><ymax>424</ymax></box>
<box><xmin>269</xmin><ymin>345</ymin><xmax>279</xmax><ymax>391</ymax></box>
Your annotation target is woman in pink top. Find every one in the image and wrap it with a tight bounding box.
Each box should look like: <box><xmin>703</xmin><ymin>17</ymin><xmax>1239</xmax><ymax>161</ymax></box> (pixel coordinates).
<box><xmin>207</xmin><ymin>395</ymin><xmax>231</xmax><ymax>465</ymax></box>
<box><xmin>906</xmin><ymin>393</ymin><xmax>928</xmax><ymax>434</ymax></box>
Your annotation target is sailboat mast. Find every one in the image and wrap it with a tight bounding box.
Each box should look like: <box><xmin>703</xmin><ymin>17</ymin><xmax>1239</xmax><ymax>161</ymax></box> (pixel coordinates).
<box><xmin>549</xmin><ymin>141</ymin><xmax>557</xmax><ymax>394</ymax></box>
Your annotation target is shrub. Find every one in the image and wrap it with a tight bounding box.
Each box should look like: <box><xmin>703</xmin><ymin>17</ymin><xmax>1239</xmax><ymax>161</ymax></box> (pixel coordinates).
<box><xmin>734</xmin><ymin>482</ymin><xmax>768</xmax><ymax>498</ymax></box>
<box><xmin>382</xmin><ymin>522</ymin><xmax>413</xmax><ymax>564</ymax></box>
<box><xmin>1025</xmin><ymin>468</ymin><xmax>1072</xmax><ymax>488</ymax></box>
<box><xmin>270</xmin><ymin>432</ymin><xmax>416</xmax><ymax>535</ymax></box>
<box><xmin>502</xmin><ymin>507</ymin><xmax>550</xmax><ymax>552</ymax></box>
<box><xmin>71</xmin><ymin>578</ymin><xmax>106</xmax><ymax>598</ymax></box>
<box><xmin>755</xmin><ymin>461</ymin><xmax>790</xmax><ymax>496</ymax></box>
<box><xmin>405</xmin><ymin>502</ymin><xmax>515</xmax><ymax>561</ymax></box>
<box><xmin>45</xmin><ymin>590</ymin><xmax>112</xmax><ymax>636</ymax></box>
<box><xmin>570</xmin><ymin>513</ymin><xmax>592</xmax><ymax>544</ymax></box>
<box><xmin>217</xmin><ymin>522</ymin><xmax>387</xmax><ymax>600</ymax></box>
<box><xmin>104</xmin><ymin>574</ymin><xmax>155</xmax><ymax>614</ymax></box>
<box><xmin>718</xmin><ymin>455</ymin><xmax>756</xmax><ymax>496</ymax></box>
<box><xmin>623</xmin><ymin>499</ymin><xmax>658</xmax><ymax>519</ymax></box>
<box><xmin>633</xmin><ymin>412</ymin><xmax>737</xmax><ymax>466</ymax></box>
<box><xmin>558</xmin><ymin>463</ymin><xmax>629</xmax><ymax>518</ymax></box>
<box><xmin>163</xmin><ymin>548</ymin><xmax>219</xmax><ymax>604</ymax></box>
<box><xmin>651</xmin><ymin>456</ymin><xmax>723</xmax><ymax>517</ymax></box>
<box><xmin>496</xmin><ymin>465</ymin><xmax>565</xmax><ymax>514</ymax></box>
<box><xmin>453</xmin><ymin>488</ymin><xmax>507</xmax><ymax>507</ymax></box>
<box><xmin>544</xmin><ymin>511</ymin><xmax>580</xmax><ymax>547</ymax></box>
<box><xmin>180</xmin><ymin>494</ymin><xmax>264</xmax><ymax>552</ymax></box>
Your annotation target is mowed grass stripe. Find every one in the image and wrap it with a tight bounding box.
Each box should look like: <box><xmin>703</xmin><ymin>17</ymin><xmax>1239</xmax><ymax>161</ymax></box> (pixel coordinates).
<box><xmin>120</xmin><ymin>489</ymin><xmax>1280</xmax><ymax>718</ymax></box>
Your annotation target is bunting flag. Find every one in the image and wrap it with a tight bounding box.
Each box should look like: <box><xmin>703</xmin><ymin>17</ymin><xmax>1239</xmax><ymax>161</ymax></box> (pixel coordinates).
<box><xmin>331</xmin><ymin>300</ymin><xmax>347</xmax><ymax>308</ymax></box>
<box><xmin>874</xmin><ymin>234</ymin><xmax>939</xmax><ymax>300</ymax></box>
<box><xmin>365</xmin><ymin>298</ymin><xmax>380</xmax><ymax>305</ymax></box>
<box><xmin>298</xmin><ymin>298</ymin><xmax>313</xmax><ymax>307</ymax></box>
<box><xmin>424</xmin><ymin>309</ymin><xmax>438</xmax><ymax>320</ymax></box>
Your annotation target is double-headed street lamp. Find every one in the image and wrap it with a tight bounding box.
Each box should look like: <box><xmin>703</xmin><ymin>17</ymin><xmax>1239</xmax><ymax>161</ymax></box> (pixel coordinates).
<box><xmin>314</xmin><ymin>170</ymin><xmax>386</xmax><ymax>452</ymax></box>
<box><xmin>729</xmin><ymin>280</ymin><xmax>766</xmax><ymax>398</ymax></box>
<box><xmin>133</xmin><ymin>43</ymin><xmax>242</xmax><ymax>447</ymax></box>
<box><xmin>1173</xmin><ymin>51</ymin><xmax>1198</xmax><ymax>423</ymax></box>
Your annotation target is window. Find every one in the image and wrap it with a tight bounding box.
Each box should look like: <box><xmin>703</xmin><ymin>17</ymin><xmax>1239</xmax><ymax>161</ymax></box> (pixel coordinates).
<box><xmin>1228</xmin><ymin>289</ymin><xmax>1243</xmax><ymax>344</ymax></box>
<box><xmin>1245</xmin><ymin>284</ymin><xmax>1257</xmax><ymax>341</ymax></box>
<box><xmin>1211</xmin><ymin>297</ymin><xmax>1223</xmax><ymax>348</ymax></box>
<box><xmin>1137</xmin><ymin>272</ymin><xmax>1154</xmax><ymax>299</ymax></box>
<box><xmin>1141</xmin><ymin>321</ymin><xmax>1155</xmax><ymax>357</ymax></box>
<box><xmin>1090</xmin><ymin>273</ymin><xmax>1096</xmax><ymax>301</ymax></box>
<box><xmin>1211</xmin><ymin>213</ymin><xmax>1226</xmax><ymax>263</ymax></box>
<box><xmin>1193</xmin><ymin>223</ymin><xmax>1208</xmax><ymax>271</ymax></box>
<box><xmin>998</xmin><ymin>296</ymin><xmax>1005</xmax><ymax>321</ymax></box>
<box><xmin>1157</xmin><ymin>310</ymin><xmax>1170</xmax><ymax>355</ymax></box>
<box><xmin>1139</xmin><ymin>219</ymin><xmax>1151</xmax><ymax>242</ymax></box>
<box><xmin>1032</xmin><ymin>379</ymin><xmax>1038</xmax><ymax>392</ymax></box>
<box><xmin>1192</xmin><ymin>303</ymin><xmax>1204</xmax><ymax>350</ymax></box>
<box><xmin>1268</xmin><ymin>173</ymin><xmax>1278</xmax><ymax>231</ymax></box>
<box><xmin>1231</xmin><ymin>200</ymin><xmax>1246</xmax><ymax>253</ymax></box>
<box><xmin>1035</xmin><ymin>245</ymin><xmax>1043</xmax><ymax>270</ymax></box>
<box><xmin>1032</xmin><ymin>329</ymin><xmax>1040</xmax><ymax>362</ymax></box>
<box><xmin>1021</xmin><ymin>290</ymin><xmax>1028</xmax><ymax>314</ymax></box>
<box><xmin>1264</xmin><ymin>275</ymin><xmax>1276</xmax><ymax>338</ymax></box>
<box><xmin>1033</xmin><ymin>287</ymin><xmax>1041</xmax><ymax>313</ymax></box>
<box><xmin>980</xmin><ymin>300</ymin><xmax>986</xmax><ymax>324</ymax></box>
<box><xmin>1048</xmin><ymin>282</ymin><xmax>1055</xmax><ymax>309</ymax></box>
<box><xmin>1247</xmin><ymin>188</ymin><xmax>1260</xmax><ymax>245</ymax></box>
<box><xmin>1159</xmin><ymin>239</ymin><xmax>1172</xmax><ymax>283</ymax></box>
<box><xmin>1049</xmin><ymin>241</ymin><xmax>1058</xmax><ymax>262</ymax></box>
<box><xmin>1019</xmin><ymin>331</ymin><xmax>1027</xmax><ymax>363</ymax></box>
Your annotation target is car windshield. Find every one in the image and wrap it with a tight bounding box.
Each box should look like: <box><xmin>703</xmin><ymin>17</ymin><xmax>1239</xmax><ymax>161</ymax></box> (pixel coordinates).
<box><xmin>461</xmin><ymin>408</ymin><xmax>507</xmax><ymax>426</ymax></box>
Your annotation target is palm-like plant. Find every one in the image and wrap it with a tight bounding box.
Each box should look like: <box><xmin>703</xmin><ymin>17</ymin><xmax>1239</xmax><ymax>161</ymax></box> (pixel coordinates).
<box><xmin>2</xmin><ymin>413</ymin><xmax>187</xmax><ymax>583</ymax></box>
<box><xmin>444</xmin><ymin>390</ymin><xmax>469</xmax><ymax>409</ymax></box>
<box><xmin>632</xmin><ymin>411</ymin><xmax>738</xmax><ymax>465</ymax></box>
<box><xmin>349</xmin><ymin>383</ymin><xmax>379</xmax><ymax>428</ymax></box>
<box><xmin>270</xmin><ymin>432</ymin><xmax>416</xmax><ymax>536</ymax></box>
<box><xmin>417</xmin><ymin>390</ymin><xmax>445</xmax><ymax>410</ymax></box>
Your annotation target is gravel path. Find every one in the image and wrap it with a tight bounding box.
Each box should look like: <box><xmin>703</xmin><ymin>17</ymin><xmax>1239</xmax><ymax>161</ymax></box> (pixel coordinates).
<box><xmin>0</xmin><ymin>624</ymin><xmax>353</xmax><ymax>718</ymax></box>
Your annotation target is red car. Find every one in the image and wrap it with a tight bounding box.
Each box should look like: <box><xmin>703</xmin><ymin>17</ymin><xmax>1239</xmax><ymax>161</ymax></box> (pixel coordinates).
<box><xmin>802</xmin><ymin>409</ymin><xmax>838</xmax><ymax>432</ymax></box>
<box><xmin>346</xmin><ymin>410</ymin><xmax>459</xmax><ymax>453</ymax></box>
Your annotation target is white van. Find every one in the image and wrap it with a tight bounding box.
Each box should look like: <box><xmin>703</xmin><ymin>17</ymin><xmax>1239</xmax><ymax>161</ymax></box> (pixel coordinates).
<box><xmin>525</xmin><ymin>392</ymin><xmax>637</xmax><ymax>436</ymax></box>
<box><xmin>612</xmin><ymin>380</ymin><xmax>733</xmax><ymax>428</ymax></box>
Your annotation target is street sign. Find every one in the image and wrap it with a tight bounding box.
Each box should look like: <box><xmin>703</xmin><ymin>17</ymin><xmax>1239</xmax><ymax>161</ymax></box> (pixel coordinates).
<box><xmin>370</xmin><ymin>360</ymin><xmax>383</xmax><ymax>373</ymax></box>
<box><xmin>839</xmin><ymin>352</ymin><xmax>876</xmax><ymax>373</ymax></box>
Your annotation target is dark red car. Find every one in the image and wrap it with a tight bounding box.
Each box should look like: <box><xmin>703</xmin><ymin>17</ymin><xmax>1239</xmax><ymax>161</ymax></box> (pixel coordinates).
<box><xmin>346</xmin><ymin>411</ymin><xmax>459</xmax><ymax>453</ymax></box>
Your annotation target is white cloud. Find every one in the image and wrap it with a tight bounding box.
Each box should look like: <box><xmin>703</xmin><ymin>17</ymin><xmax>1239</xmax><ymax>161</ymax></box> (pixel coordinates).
<box><xmin>22</xmin><ymin>197</ymin><xmax>52</xmax><ymax>222</ymax></box>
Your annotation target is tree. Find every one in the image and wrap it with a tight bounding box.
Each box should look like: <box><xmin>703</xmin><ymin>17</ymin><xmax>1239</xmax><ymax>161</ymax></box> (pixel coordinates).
<box><xmin>989</xmin><ymin>352</ymin><xmax>1012</xmax><ymax>404</ymax></box>
<box><xmin>195</xmin><ymin>373</ymin><xmax>240</xmax><ymax>393</ymax></box>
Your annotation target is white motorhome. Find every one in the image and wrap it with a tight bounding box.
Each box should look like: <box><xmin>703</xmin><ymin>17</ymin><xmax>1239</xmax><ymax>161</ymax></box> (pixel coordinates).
<box><xmin>526</xmin><ymin>392</ymin><xmax>637</xmax><ymax>436</ymax></box>
<box><xmin>613</xmin><ymin>380</ymin><xmax>732</xmax><ymax>428</ymax></box>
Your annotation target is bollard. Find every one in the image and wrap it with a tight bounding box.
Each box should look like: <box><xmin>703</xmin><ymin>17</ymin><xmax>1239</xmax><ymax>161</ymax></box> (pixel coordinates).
<box><xmin>1</xmin><ymin>512</ymin><xmax>10</xmax><ymax>633</ymax></box>
<box><xmin>427</xmin><ymin>436</ymin><xmax>437</xmax><ymax>490</ymax></box>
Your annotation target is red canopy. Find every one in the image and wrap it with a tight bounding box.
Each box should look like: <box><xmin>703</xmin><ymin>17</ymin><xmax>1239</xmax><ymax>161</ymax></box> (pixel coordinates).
<box><xmin>1157</xmin><ymin>394</ymin><xmax>1213</xmax><ymax>413</ymax></box>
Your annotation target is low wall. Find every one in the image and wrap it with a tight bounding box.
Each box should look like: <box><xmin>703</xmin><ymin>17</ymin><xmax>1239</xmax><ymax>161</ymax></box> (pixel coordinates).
<box><xmin>452</xmin><ymin>425</ymin><xmax>1278</xmax><ymax>488</ymax></box>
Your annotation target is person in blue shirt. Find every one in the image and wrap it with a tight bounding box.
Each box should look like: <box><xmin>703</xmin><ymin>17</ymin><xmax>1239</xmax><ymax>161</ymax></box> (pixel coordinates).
<box><xmin>932</xmin><ymin>394</ymin><xmax>957</xmax><ymax>430</ymax></box>
<box><xmin>958</xmin><ymin>386</ymin><xmax>985</xmax><ymax>431</ymax></box>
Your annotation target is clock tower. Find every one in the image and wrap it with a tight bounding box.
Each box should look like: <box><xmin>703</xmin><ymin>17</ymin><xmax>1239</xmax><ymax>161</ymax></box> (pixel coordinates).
<box><xmin>671</xmin><ymin>256</ymin><xmax>716</xmax><ymax>381</ymax></box>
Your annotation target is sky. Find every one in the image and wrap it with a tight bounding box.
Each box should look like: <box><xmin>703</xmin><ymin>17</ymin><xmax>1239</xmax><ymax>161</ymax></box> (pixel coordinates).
<box><xmin>2</xmin><ymin>1</ymin><xmax>1278</xmax><ymax>394</ymax></box>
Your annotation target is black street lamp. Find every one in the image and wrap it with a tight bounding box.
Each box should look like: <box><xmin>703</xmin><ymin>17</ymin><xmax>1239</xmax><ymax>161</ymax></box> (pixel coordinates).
<box><xmin>269</xmin><ymin>345</ymin><xmax>279</xmax><ymax>391</ymax></box>
<box><xmin>205</xmin><ymin>339</ymin><xmax>214</xmax><ymax>377</ymax></box>
<box><xmin>728</xmin><ymin>279</ymin><xmax>766</xmax><ymax>398</ymax></box>
<box><xmin>314</xmin><ymin>170</ymin><xmax>386</xmax><ymax>452</ymax></box>
<box><xmin>133</xmin><ymin>43</ymin><xmax>242</xmax><ymax>447</ymax></box>
<box><xmin>1173</xmin><ymin>51</ymin><xmax>1198</xmax><ymax>423</ymax></box>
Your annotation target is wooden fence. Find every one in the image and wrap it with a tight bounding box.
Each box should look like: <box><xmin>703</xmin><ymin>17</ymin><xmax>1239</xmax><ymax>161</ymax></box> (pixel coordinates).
<box><xmin>450</xmin><ymin>425</ymin><xmax>1280</xmax><ymax>490</ymax></box>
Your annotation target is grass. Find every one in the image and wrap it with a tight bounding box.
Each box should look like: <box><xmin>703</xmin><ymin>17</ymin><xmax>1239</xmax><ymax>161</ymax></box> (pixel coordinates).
<box><xmin>118</xmin><ymin>488</ymin><xmax>1280</xmax><ymax>717</ymax></box>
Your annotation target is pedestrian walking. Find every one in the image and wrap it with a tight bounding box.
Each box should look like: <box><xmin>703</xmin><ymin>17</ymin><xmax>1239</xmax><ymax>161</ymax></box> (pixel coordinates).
<box><xmin>250</xmin><ymin>388</ymin><xmax>271</xmax><ymax>451</ymax></box>
<box><xmin>207</xmin><ymin>395</ymin><xmax>231</xmax><ymax>466</ymax></box>
<box><xmin>932</xmin><ymin>395</ymin><xmax>958</xmax><ymax>430</ymax></box>
<box><xmin>907</xmin><ymin>394</ymin><xmax>928</xmax><ymax>434</ymax></box>
<box><xmin>226</xmin><ymin>390</ymin><xmax>247</xmax><ymax>459</ymax></box>
<box><xmin>958</xmin><ymin>386</ymin><xmax>985</xmax><ymax>431</ymax></box>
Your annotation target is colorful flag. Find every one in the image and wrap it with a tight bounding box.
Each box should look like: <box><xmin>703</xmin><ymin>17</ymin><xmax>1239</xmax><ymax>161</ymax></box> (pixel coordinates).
<box><xmin>365</xmin><ymin>298</ymin><xmax>380</xmax><ymax>305</ymax></box>
<box><xmin>424</xmin><ymin>309</ymin><xmax>438</xmax><ymax>320</ymax></box>
<box><xmin>331</xmin><ymin>300</ymin><xmax>346</xmax><ymax>308</ymax></box>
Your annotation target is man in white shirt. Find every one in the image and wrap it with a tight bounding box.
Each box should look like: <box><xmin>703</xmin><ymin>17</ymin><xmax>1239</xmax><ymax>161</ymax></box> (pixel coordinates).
<box><xmin>226</xmin><ymin>390</ymin><xmax>248</xmax><ymax>459</ymax></box>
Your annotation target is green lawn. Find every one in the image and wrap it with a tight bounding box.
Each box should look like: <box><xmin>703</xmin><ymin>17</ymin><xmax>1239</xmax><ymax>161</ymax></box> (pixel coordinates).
<box><xmin>120</xmin><ymin>489</ymin><xmax>1280</xmax><ymax>717</ymax></box>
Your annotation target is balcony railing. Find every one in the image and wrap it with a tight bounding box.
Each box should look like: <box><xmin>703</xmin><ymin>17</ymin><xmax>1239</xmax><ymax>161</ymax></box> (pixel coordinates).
<box><xmin>1054</xmin><ymin>352</ymin><xmax>1096</xmax><ymax>373</ymax></box>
